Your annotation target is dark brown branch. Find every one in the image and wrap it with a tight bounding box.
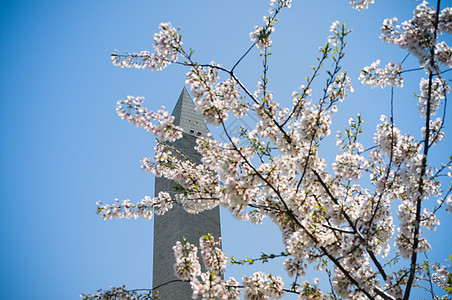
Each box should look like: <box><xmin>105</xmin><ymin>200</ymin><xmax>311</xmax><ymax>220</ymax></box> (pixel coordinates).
<box><xmin>312</xmin><ymin>169</ymin><xmax>389</xmax><ymax>282</ymax></box>
<box><xmin>403</xmin><ymin>1</ymin><xmax>441</xmax><ymax>298</ymax></box>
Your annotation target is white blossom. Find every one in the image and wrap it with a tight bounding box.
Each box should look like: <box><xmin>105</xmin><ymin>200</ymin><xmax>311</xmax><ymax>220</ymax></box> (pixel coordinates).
<box><xmin>438</xmin><ymin>7</ymin><xmax>452</xmax><ymax>34</ymax></box>
<box><xmin>417</xmin><ymin>77</ymin><xmax>449</xmax><ymax>117</ymax></box>
<box><xmin>116</xmin><ymin>96</ymin><xmax>183</xmax><ymax>141</ymax></box>
<box><xmin>111</xmin><ymin>22</ymin><xmax>182</xmax><ymax>71</ymax></box>
<box><xmin>199</xmin><ymin>235</ymin><xmax>227</xmax><ymax>274</ymax></box>
<box><xmin>349</xmin><ymin>0</ymin><xmax>375</xmax><ymax>10</ymax></box>
<box><xmin>435</xmin><ymin>41</ymin><xmax>452</xmax><ymax>68</ymax></box>
<box><xmin>446</xmin><ymin>195</ymin><xmax>452</xmax><ymax>213</ymax></box>
<box><xmin>359</xmin><ymin>60</ymin><xmax>404</xmax><ymax>88</ymax></box>
<box><xmin>173</xmin><ymin>239</ymin><xmax>202</xmax><ymax>280</ymax></box>
<box><xmin>380</xmin><ymin>1</ymin><xmax>438</xmax><ymax>70</ymax></box>
<box><xmin>243</xmin><ymin>272</ymin><xmax>284</xmax><ymax>300</ymax></box>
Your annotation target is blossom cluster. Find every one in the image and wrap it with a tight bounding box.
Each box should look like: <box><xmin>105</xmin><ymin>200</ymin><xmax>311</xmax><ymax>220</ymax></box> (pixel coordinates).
<box><xmin>435</xmin><ymin>41</ymin><xmax>452</xmax><ymax>68</ymax></box>
<box><xmin>349</xmin><ymin>0</ymin><xmax>375</xmax><ymax>10</ymax></box>
<box><xmin>116</xmin><ymin>96</ymin><xmax>183</xmax><ymax>142</ymax></box>
<box><xmin>432</xmin><ymin>263</ymin><xmax>452</xmax><ymax>292</ymax></box>
<box><xmin>96</xmin><ymin>191</ymin><xmax>173</xmax><ymax>220</ymax></box>
<box><xmin>327</xmin><ymin>72</ymin><xmax>354</xmax><ymax>102</ymax></box>
<box><xmin>80</xmin><ymin>285</ymin><xmax>153</xmax><ymax>300</ymax></box>
<box><xmin>380</xmin><ymin>1</ymin><xmax>452</xmax><ymax>71</ymax></box>
<box><xmin>243</xmin><ymin>272</ymin><xmax>285</xmax><ymax>299</ymax></box>
<box><xmin>422</xmin><ymin>117</ymin><xmax>445</xmax><ymax>146</ymax></box>
<box><xmin>270</xmin><ymin>0</ymin><xmax>291</xmax><ymax>8</ymax></box>
<box><xmin>369</xmin><ymin>112</ymin><xmax>447</xmax><ymax>261</ymax></box>
<box><xmin>249</xmin><ymin>21</ymin><xmax>274</xmax><ymax>50</ymax></box>
<box><xmin>141</xmin><ymin>142</ymin><xmax>220</xmax><ymax>214</ymax></box>
<box><xmin>333</xmin><ymin>152</ymin><xmax>369</xmax><ymax>181</ymax></box>
<box><xmin>190</xmin><ymin>273</ymin><xmax>241</xmax><ymax>299</ymax></box>
<box><xmin>438</xmin><ymin>7</ymin><xmax>452</xmax><ymax>34</ymax></box>
<box><xmin>249</xmin><ymin>0</ymin><xmax>292</xmax><ymax>49</ymax></box>
<box><xmin>185</xmin><ymin>65</ymin><xmax>248</xmax><ymax>126</ymax></box>
<box><xmin>111</xmin><ymin>22</ymin><xmax>182</xmax><ymax>71</ymax></box>
<box><xmin>446</xmin><ymin>195</ymin><xmax>452</xmax><ymax>213</ymax></box>
<box><xmin>359</xmin><ymin>60</ymin><xmax>404</xmax><ymax>88</ymax></box>
<box><xmin>199</xmin><ymin>234</ymin><xmax>227</xmax><ymax>274</ymax></box>
<box><xmin>296</xmin><ymin>281</ymin><xmax>326</xmax><ymax>299</ymax></box>
<box><xmin>173</xmin><ymin>239</ymin><xmax>202</xmax><ymax>280</ymax></box>
<box><xmin>416</xmin><ymin>77</ymin><xmax>449</xmax><ymax>117</ymax></box>
<box><xmin>173</xmin><ymin>236</ymin><xmax>243</xmax><ymax>299</ymax></box>
<box><xmin>328</xmin><ymin>20</ymin><xmax>342</xmax><ymax>47</ymax></box>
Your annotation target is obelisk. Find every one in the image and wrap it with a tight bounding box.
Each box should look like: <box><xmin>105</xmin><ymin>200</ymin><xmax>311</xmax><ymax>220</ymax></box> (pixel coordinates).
<box><xmin>152</xmin><ymin>87</ymin><xmax>221</xmax><ymax>299</ymax></box>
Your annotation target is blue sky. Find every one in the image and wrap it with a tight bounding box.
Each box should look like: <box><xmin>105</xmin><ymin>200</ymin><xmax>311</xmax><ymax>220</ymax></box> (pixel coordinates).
<box><xmin>1</xmin><ymin>0</ymin><xmax>451</xmax><ymax>299</ymax></box>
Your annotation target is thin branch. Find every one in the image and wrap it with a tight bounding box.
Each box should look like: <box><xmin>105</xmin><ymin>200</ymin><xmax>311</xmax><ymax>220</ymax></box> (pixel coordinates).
<box><xmin>400</xmin><ymin>67</ymin><xmax>423</xmax><ymax>74</ymax></box>
<box><xmin>401</xmin><ymin>53</ymin><xmax>410</xmax><ymax>64</ymax></box>
<box><xmin>424</xmin><ymin>253</ymin><xmax>436</xmax><ymax>300</ymax></box>
<box><xmin>231</xmin><ymin>43</ymin><xmax>256</xmax><ymax>72</ymax></box>
<box><xmin>312</xmin><ymin>169</ymin><xmax>389</xmax><ymax>282</ymax></box>
<box><xmin>403</xmin><ymin>0</ymin><xmax>441</xmax><ymax>298</ymax></box>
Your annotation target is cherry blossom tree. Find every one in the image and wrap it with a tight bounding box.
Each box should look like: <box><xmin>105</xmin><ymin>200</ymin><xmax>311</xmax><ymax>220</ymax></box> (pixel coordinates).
<box><xmin>83</xmin><ymin>0</ymin><xmax>452</xmax><ymax>299</ymax></box>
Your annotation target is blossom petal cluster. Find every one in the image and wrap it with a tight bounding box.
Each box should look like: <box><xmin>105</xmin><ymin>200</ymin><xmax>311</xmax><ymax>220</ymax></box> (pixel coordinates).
<box><xmin>359</xmin><ymin>60</ymin><xmax>403</xmax><ymax>88</ymax></box>
<box><xmin>327</xmin><ymin>72</ymin><xmax>354</xmax><ymax>101</ymax></box>
<box><xmin>327</xmin><ymin>20</ymin><xmax>343</xmax><ymax>47</ymax></box>
<box><xmin>435</xmin><ymin>41</ymin><xmax>452</xmax><ymax>68</ymax></box>
<box><xmin>349</xmin><ymin>0</ymin><xmax>375</xmax><ymax>10</ymax></box>
<box><xmin>416</xmin><ymin>77</ymin><xmax>450</xmax><ymax>117</ymax></box>
<box><xmin>111</xmin><ymin>22</ymin><xmax>182</xmax><ymax>71</ymax></box>
<box><xmin>96</xmin><ymin>191</ymin><xmax>173</xmax><ymax>220</ymax></box>
<box><xmin>186</xmin><ymin>65</ymin><xmax>248</xmax><ymax>125</ymax></box>
<box><xmin>333</xmin><ymin>152</ymin><xmax>369</xmax><ymax>181</ymax></box>
<box><xmin>380</xmin><ymin>1</ymin><xmax>452</xmax><ymax>71</ymax></box>
<box><xmin>173</xmin><ymin>239</ymin><xmax>202</xmax><ymax>280</ymax></box>
<box><xmin>199</xmin><ymin>234</ymin><xmax>227</xmax><ymax>274</ymax></box>
<box><xmin>432</xmin><ymin>262</ymin><xmax>452</xmax><ymax>293</ymax></box>
<box><xmin>243</xmin><ymin>272</ymin><xmax>285</xmax><ymax>299</ymax></box>
<box><xmin>249</xmin><ymin>0</ymin><xmax>292</xmax><ymax>49</ymax></box>
<box><xmin>142</xmin><ymin>142</ymin><xmax>221</xmax><ymax>214</ymax></box>
<box><xmin>173</xmin><ymin>236</ymin><xmax>242</xmax><ymax>299</ymax></box>
<box><xmin>117</xmin><ymin>96</ymin><xmax>183</xmax><ymax>142</ymax></box>
<box><xmin>80</xmin><ymin>285</ymin><xmax>153</xmax><ymax>300</ymax></box>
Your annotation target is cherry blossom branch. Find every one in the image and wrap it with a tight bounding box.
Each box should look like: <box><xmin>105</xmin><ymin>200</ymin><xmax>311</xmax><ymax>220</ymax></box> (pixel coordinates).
<box><xmin>367</xmin><ymin>86</ymin><xmax>396</xmax><ymax>236</ymax></box>
<box><xmin>312</xmin><ymin>169</ymin><xmax>389</xmax><ymax>282</ymax></box>
<box><xmin>230</xmin><ymin>251</ymin><xmax>288</xmax><ymax>265</ymax></box>
<box><xmin>217</xmin><ymin>107</ymin><xmax>382</xmax><ymax>298</ymax></box>
<box><xmin>203</xmin><ymin>39</ymin><xmax>387</xmax><ymax>300</ymax></box>
<box><xmin>428</xmin><ymin>85</ymin><xmax>448</xmax><ymax>147</ymax></box>
<box><xmin>326</xmin><ymin>268</ymin><xmax>339</xmax><ymax>299</ymax></box>
<box><xmin>422</xmin><ymin>253</ymin><xmax>437</xmax><ymax>299</ymax></box>
<box><xmin>403</xmin><ymin>1</ymin><xmax>442</xmax><ymax>298</ymax></box>
<box><xmin>295</xmin><ymin>24</ymin><xmax>352</xmax><ymax>196</ymax></box>
<box><xmin>282</xmin><ymin>43</ymin><xmax>331</xmax><ymax>126</ymax></box>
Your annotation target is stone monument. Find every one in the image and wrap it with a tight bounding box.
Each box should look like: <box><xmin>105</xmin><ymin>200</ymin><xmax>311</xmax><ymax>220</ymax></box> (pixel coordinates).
<box><xmin>152</xmin><ymin>87</ymin><xmax>221</xmax><ymax>299</ymax></box>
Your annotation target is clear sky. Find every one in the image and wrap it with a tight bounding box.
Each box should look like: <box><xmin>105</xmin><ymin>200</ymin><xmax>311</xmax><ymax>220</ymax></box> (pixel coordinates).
<box><xmin>0</xmin><ymin>0</ymin><xmax>451</xmax><ymax>299</ymax></box>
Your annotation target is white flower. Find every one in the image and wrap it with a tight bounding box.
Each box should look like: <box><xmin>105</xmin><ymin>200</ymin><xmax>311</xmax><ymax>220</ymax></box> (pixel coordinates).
<box><xmin>173</xmin><ymin>240</ymin><xmax>201</xmax><ymax>280</ymax></box>
<box><xmin>359</xmin><ymin>60</ymin><xmax>403</xmax><ymax>88</ymax></box>
<box><xmin>417</xmin><ymin>77</ymin><xmax>449</xmax><ymax>117</ymax></box>
<box><xmin>446</xmin><ymin>195</ymin><xmax>452</xmax><ymax>213</ymax></box>
<box><xmin>349</xmin><ymin>0</ymin><xmax>375</xmax><ymax>10</ymax></box>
